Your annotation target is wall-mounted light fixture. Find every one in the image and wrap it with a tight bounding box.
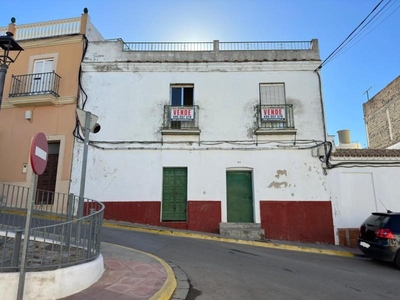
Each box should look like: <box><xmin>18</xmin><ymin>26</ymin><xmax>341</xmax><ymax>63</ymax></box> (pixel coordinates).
<box><xmin>0</xmin><ymin>18</ymin><xmax>24</xmax><ymax>109</ymax></box>
<box><xmin>24</xmin><ymin>110</ymin><xmax>32</xmax><ymax>120</ymax></box>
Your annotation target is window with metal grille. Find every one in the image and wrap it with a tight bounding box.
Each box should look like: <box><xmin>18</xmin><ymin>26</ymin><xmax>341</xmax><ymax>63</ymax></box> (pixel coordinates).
<box><xmin>259</xmin><ymin>83</ymin><xmax>286</xmax><ymax>105</ymax></box>
<box><xmin>258</xmin><ymin>83</ymin><xmax>293</xmax><ymax>128</ymax></box>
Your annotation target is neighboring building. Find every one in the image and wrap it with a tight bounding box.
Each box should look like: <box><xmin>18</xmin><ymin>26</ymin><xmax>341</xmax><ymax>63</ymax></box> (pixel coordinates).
<box><xmin>328</xmin><ymin>148</ymin><xmax>400</xmax><ymax>246</ymax></box>
<box><xmin>0</xmin><ymin>11</ymin><xmax>103</xmax><ymax>205</ymax></box>
<box><xmin>363</xmin><ymin>76</ymin><xmax>400</xmax><ymax>149</ymax></box>
<box><xmin>70</xmin><ymin>38</ymin><xmax>335</xmax><ymax>243</ymax></box>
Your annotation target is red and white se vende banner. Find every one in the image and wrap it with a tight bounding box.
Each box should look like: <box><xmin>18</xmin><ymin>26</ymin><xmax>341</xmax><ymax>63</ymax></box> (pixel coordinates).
<box><xmin>170</xmin><ymin>107</ymin><xmax>194</xmax><ymax>121</ymax></box>
<box><xmin>261</xmin><ymin>107</ymin><xmax>286</xmax><ymax>121</ymax></box>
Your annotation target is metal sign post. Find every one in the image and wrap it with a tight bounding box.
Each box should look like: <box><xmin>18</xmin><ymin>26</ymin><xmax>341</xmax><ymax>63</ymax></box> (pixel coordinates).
<box><xmin>78</xmin><ymin>110</ymin><xmax>92</xmax><ymax>219</ymax></box>
<box><xmin>75</xmin><ymin>108</ymin><xmax>100</xmax><ymax>244</ymax></box>
<box><xmin>75</xmin><ymin>108</ymin><xmax>100</xmax><ymax>218</ymax></box>
<box><xmin>17</xmin><ymin>133</ymin><xmax>48</xmax><ymax>300</ymax></box>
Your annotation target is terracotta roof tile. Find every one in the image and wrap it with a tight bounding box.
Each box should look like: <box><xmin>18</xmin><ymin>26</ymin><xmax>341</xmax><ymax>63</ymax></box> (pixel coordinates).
<box><xmin>332</xmin><ymin>148</ymin><xmax>400</xmax><ymax>158</ymax></box>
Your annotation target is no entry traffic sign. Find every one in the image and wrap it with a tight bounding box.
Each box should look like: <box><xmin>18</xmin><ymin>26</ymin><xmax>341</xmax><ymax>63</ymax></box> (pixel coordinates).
<box><xmin>30</xmin><ymin>132</ymin><xmax>48</xmax><ymax>175</ymax></box>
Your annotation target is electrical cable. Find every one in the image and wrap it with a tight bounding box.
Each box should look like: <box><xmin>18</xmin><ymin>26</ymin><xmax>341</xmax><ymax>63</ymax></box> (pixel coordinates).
<box><xmin>315</xmin><ymin>0</ymin><xmax>386</xmax><ymax>71</ymax></box>
<box><xmin>322</xmin><ymin>0</ymin><xmax>396</xmax><ymax>66</ymax></box>
<box><xmin>73</xmin><ymin>35</ymin><xmax>89</xmax><ymax>142</ymax></box>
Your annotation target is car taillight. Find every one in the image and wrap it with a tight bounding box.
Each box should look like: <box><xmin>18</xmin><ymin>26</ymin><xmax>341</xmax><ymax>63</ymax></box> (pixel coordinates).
<box><xmin>375</xmin><ymin>229</ymin><xmax>395</xmax><ymax>239</ymax></box>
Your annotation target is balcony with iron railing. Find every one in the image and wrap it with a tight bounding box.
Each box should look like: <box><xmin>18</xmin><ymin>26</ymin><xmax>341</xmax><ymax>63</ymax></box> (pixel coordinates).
<box><xmin>162</xmin><ymin>105</ymin><xmax>200</xmax><ymax>134</ymax></box>
<box><xmin>8</xmin><ymin>71</ymin><xmax>61</xmax><ymax>106</ymax></box>
<box><xmin>255</xmin><ymin>104</ymin><xmax>296</xmax><ymax>135</ymax></box>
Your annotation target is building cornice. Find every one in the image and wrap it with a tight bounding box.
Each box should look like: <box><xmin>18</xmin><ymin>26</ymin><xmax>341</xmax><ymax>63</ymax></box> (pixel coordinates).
<box><xmin>82</xmin><ymin>61</ymin><xmax>320</xmax><ymax>73</ymax></box>
<box><xmin>18</xmin><ymin>35</ymin><xmax>84</xmax><ymax>49</ymax></box>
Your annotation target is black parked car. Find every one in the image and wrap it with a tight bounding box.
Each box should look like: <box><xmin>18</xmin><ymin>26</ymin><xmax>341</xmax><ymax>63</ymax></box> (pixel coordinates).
<box><xmin>358</xmin><ymin>212</ymin><xmax>400</xmax><ymax>268</ymax></box>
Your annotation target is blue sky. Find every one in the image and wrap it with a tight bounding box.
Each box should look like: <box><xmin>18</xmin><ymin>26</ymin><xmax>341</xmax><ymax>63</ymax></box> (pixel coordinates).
<box><xmin>2</xmin><ymin>0</ymin><xmax>399</xmax><ymax>147</ymax></box>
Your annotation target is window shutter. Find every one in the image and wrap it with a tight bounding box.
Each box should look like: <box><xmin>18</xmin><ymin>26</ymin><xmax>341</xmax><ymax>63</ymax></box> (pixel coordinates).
<box><xmin>260</xmin><ymin>83</ymin><xmax>285</xmax><ymax>105</ymax></box>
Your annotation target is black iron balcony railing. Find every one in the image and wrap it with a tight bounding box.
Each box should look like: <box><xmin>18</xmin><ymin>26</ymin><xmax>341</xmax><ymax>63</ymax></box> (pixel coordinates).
<box><xmin>163</xmin><ymin>105</ymin><xmax>199</xmax><ymax>130</ymax></box>
<box><xmin>257</xmin><ymin>104</ymin><xmax>295</xmax><ymax>129</ymax></box>
<box><xmin>9</xmin><ymin>71</ymin><xmax>61</xmax><ymax>97</ymax></box>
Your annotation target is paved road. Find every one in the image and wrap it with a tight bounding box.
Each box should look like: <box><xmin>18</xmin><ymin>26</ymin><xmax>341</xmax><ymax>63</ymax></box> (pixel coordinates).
<box><xmin>102</xmin><ymin>227</ymin><xmax>400</xmax><ymax>300</ymax></box>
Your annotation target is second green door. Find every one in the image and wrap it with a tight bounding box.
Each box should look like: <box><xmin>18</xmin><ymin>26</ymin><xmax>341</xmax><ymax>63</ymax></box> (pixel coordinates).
<box><xmin>226</xmin><ymin>171</ymin><xmax>254</xmax><ymax>222</ymax></box>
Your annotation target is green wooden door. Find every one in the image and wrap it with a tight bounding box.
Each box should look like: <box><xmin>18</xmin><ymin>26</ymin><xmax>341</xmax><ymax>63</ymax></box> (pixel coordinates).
<box><xmin>162</xmin><ymin>168</ymin><xmax>187</xmax><ymax>221</ymax></box>
<box><xmin>226</xmin><ymin>171</ymin><xmax>253</xmax><ymax>222</ymax></box>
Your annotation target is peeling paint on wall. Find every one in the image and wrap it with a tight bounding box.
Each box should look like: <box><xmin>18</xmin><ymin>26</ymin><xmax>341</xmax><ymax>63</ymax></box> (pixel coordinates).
<box><xmin>275</xmin><ymin>169</ymin><xmax>287</xmax><ymax>178</ymax></box>
<box><xmin>268</xmin><ymin>170</ymin><xmax>289</xmax><ymax>189</ymax></box>
<box><xmin>268</xmin><ymin>181</ymin><xmax>288</xmax><ymax>189</ymax></box>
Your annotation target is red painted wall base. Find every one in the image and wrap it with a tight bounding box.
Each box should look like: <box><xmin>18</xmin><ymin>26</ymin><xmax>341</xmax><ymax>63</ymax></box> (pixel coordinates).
<box><xmin>101</xmin><ymin>200</ymin><xmax>221</xmax><ymax>234</ymax></box>
<box><xmin>102</xmin><ymin>201</ymin><xmax>161</xmax><ymax>226</ymax></box>
<box><xmin>188</xmin><ymin>201</ymin><xmax>221</xmax><ymax>233</ymax></box>
<box><xmin>260</xmin><ymin>200</ymin><xmax>334</xmax><ymax>244</ymax></box>
<box><xmin>160</xmin><ymin>222</ymin><xmax>188</xmax><ymax>230</ymax></box>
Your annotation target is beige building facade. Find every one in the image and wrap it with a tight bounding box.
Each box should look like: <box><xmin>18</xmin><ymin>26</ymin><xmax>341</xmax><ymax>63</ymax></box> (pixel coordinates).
<box><xmin>0</xmin><ymin>11</ymin><xmax>103</xmax><ymax>198</ymax></box>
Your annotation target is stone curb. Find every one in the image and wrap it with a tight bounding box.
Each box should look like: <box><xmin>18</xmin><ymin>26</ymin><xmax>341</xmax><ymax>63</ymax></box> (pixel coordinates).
<box><xmin>168</xmin><ymin>262</ymin><xmax>190</xmax><ymax>300</ymax></box>
<box><xmin>102</xmin><ymin>222</ymin><xmax>355</xmax><ymax>258</ymax></box>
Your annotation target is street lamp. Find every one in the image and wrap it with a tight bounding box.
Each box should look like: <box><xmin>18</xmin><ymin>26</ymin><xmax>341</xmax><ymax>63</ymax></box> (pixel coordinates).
<box><xmin>0</xmin><ymin>27</ymin><xmax>24</xmax><ymax>108</ymax></box>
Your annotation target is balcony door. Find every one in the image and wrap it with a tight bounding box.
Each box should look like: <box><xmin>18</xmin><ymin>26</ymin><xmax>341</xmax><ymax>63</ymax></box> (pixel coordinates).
<box><xmin>31</xmin><ymin>59</ymin><xmax>54</xmax><ymax>94</ymax></box>
<box><xmin>170</xmin><ymin>85</ymin><xmax>194</xmax><ymax>129</ymax></box>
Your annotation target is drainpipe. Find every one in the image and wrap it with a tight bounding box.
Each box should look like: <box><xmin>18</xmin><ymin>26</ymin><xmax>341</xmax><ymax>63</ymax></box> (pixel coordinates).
<box><xmin>315</xmin><ymin>70</ymin><xmax>327</xmax><ymax>145</ymax></box>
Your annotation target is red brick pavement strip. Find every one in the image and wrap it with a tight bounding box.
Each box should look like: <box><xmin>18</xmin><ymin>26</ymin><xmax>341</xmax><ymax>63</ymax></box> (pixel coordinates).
<box><xmin>61</xmin><ymin>243</ymin><xmax>177</xmax><ymax>300</ymax></box>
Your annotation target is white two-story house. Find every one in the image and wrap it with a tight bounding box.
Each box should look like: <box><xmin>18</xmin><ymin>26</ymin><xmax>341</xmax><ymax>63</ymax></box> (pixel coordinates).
<box><xmin>70</xmin><ymin>39</ymin><xmax>334</xmax><ymax>243</ymax></box>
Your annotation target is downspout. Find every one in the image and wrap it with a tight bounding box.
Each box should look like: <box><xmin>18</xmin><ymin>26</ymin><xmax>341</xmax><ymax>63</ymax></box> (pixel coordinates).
<box><xmin>315</xmin><ymin>70</ymin><xmax>327</xmax><ymax>145</ymax></box>
<box><xmin>314</xmin><ymin>69</ymin><xmax>331</xmax><ymax>174</ymax></box>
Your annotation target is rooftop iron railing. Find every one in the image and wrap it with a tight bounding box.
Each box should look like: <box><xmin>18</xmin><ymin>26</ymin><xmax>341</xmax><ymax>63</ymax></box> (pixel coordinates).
<box><xmin>9</xmin><ymin>72</ymin><xmax>61</xmax><ymax>98</ymax></box>
<box><xmin>0</xmin><ymin>183</ymin><xmax>104</xmax><ymax>272</ymax></box>
<box><xmin>124</xmin><ymin>42</ymin><xmax>214</xmax><ymax>51</ymax></box>
<box><xmin>123</xmin><ymin>40</ymin><xmax>313</xmax><ymax>52</ymax></box>
<box><xmin>219</xmin><ymin>41</ymin><xmax>312</xmax><ymax>51</ymax></box>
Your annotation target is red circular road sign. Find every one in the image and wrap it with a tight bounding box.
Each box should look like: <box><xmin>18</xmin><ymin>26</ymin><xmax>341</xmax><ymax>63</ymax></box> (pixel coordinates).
<box><xmin>30</xmin><ymin>132</ymin><xmax>48</xmax><ymax>175</ymax></box>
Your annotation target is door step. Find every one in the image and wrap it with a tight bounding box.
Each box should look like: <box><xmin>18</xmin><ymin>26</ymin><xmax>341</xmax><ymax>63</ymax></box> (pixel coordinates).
<box><xmin>219</xmin><ymin>223</ymin><xmax>265</xmax><ymax>240</ymax></box>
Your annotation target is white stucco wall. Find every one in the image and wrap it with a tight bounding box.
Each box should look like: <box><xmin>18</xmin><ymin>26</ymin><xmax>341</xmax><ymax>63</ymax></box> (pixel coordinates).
<box><xmin>388</xmin><ymin>142</ymin><xmax>400</xmax><ymax>149</ymax></box>
<box><xmin>79</xmin><ymin>64</ymin><xmax>325</xmax><ymax>142</ymax></box>
<box><xmin>70</xmin><ymin>40</ymin><xmax>329</xmax><ymax>224</ymax></box>
<box><xmin>71</xmin><ymin>147</ymin><xmax>329</xmax><ymax>222</ymax></box>
<box><xmin>0</xmin><ymin>254</ymin><xmax>104</xmax><ymax>300</ymax></box>
<box><xmin>329</xmin><ymin>166</ymin><xmax>400</xmax><ymax>243</ymax></box>
<box><xmin>85</xmin><ymin>16</ymin><xmax>105</xmax><ymax>41</ymax></box>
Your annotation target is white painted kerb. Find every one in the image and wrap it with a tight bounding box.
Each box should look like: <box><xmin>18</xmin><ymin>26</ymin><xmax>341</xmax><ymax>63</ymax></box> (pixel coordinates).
<box><xmin>0</xmin><ymin>254</ymin><xmax>104</xmax><ymax>300</ymax></box>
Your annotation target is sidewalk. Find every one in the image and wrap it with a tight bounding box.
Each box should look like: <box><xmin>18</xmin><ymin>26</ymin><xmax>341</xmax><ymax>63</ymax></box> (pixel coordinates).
<box><xmin>62</xmin><ymin>222</ymin><xmax>363</xmax><ymax>300</ymax></box>
<box><xmin>62</xmin><ymin>242</ymin><xmax>177</xmax><ymax>300</ymax></box>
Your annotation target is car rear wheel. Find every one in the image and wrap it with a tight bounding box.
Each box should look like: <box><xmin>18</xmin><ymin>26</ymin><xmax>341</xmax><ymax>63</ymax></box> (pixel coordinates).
<box><xmin>395</xmin><ymin>251</ymin><xmax>400</xmax><ymax>269</ymax></box>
